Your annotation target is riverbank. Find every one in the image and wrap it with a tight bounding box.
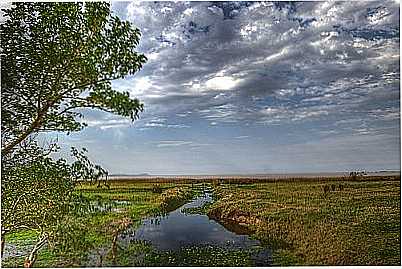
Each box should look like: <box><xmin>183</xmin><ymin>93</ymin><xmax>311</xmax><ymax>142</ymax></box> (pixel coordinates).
<box><xmin>207</xmin><ymin>177</ymin><xmax>401</xmax><ymax>265</ymax></box>
<box><xmin>109</xmin><ymin>190</ymin><xmax>271</xmax><ymax>266</ymax></box>
<box><xmin>2</xmin><ymin>182</ymin><xmax>194</xmax><ymax>267</ymax></box>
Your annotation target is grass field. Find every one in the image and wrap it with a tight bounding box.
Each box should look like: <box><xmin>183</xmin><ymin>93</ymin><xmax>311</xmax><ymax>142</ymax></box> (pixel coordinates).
<box><xmin>2</xmin><ymin>176</ymin><xmax>400</xmax><ymax>267</ymax></box>
<box><xmin>208</xmin><ymin>178</ymin><xmax>401</xmax><ymax>265</ymax></box>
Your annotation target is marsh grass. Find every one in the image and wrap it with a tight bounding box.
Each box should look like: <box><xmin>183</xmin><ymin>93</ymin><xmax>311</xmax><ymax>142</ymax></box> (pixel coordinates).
<box><xmin>208</xmin><ymin>179</ymin><xmax>400</xmax><ymax>265</ymax></box>
<box><xmin>2</xmin><ymin>182</ymin><xmax>194</xmax><ymax>267</ymax></box>
<box><xmin>3</xmin><ymin>178</ymin><xmax>400</xmax><ymax>267</ymax></box>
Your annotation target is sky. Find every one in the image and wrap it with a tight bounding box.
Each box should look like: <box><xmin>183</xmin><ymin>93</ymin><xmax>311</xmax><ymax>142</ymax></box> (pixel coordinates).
<box><xmin>55</xmin><ymin>1</ymin><xmax>400</xmax><ymax>175</ymax></box>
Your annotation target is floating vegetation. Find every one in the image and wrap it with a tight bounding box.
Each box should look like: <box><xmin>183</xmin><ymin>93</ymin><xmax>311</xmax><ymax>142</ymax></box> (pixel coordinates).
<box><xmin>143</xmin><ymin>245</ymin><xmax>266</xmax><ymax>266</ymax></box>
<box><xmin>113</xmin><ymin>243</ymin><xmax>270</xmax><ymax>267</ymax></box>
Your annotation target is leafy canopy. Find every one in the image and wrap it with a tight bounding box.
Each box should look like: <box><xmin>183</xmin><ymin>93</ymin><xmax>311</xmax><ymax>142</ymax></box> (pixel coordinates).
<box><xmin>1</xmin><ymin>139</ymin><xmax>73</xmax><ymax>235</ymax></box>
<box><xmin>1</xmin><ymin>2</ymin><xmax>147</xmax><ymax>264</ymax></box>
<box><xmin>1</xmin><ymin>2</ymin><xmax>147</xmax><ymax>155</ymax></box>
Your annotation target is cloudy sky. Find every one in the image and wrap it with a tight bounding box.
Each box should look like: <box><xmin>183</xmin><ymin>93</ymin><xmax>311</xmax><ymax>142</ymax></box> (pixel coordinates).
<box><xmin>56</xmin><ymin>1</ymin><xmax>400</xmax><ymax>175</ymax></box>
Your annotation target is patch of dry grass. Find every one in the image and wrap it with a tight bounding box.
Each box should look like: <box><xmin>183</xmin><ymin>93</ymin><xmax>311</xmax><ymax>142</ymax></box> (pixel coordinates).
<box><xmin>208</xmin><ymin>179</ymin><xmax>400</xmax><ymax>265</ymax></box>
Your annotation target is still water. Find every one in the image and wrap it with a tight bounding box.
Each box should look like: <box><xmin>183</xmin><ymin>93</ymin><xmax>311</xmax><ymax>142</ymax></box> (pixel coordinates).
<box><xmin>119</xmin><ymin>190</ymin><xmax>272</xmax><ymax>265</ymax></box>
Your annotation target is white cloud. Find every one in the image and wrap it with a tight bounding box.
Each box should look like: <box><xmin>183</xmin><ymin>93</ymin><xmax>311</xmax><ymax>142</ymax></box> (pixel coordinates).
<box><xmin>183</xmin><ymin>7</ymin><xmax>194</xmax><ymax>16</ymax></box>
<box><xmin>205</xmin><ymin>76</ymin><xmax>241</xmax><ymax>91</ymax></box>
<box><xmin>83</xmin><ymin>118</ymin><xmax>130</xmax><ymax>129</ymax></box>
<box><xmin>235</xmin><ymin>136</ymin><xmax>249</xmax><ymax>139</ymax></box>
<box><xmin>156</xmin><ymin>140</ymin><xmax>192</xmax><ymax>147</ymax></box>
<box><xmin>131</xmin><ymin>76</ymin><xmax>154</xmax><ymax>95</ymax></box>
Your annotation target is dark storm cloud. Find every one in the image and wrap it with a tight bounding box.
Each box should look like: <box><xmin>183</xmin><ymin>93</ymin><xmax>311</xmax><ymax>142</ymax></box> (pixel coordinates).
<box><xmin>109</xmin><ymin>1</ymin><xmax>399</xmax><ymax>128</ymax></box>
<box><xmin>107</xmin><ymin>1</ymin><xmax>399</xmax><ymax>138</ymax></box>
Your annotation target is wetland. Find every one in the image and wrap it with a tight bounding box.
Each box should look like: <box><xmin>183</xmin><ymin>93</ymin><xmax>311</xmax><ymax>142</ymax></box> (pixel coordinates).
<box><xmin>2</xmin><ymin>176</ymin><xmax>400</xmax><ymax>267</ymax></box>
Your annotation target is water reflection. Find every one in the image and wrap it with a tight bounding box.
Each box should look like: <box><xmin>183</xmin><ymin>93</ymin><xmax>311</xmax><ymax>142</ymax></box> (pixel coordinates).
<box><xmin>120</xmin><ymin>190</ymin><xmax>271</xmax><ymax>264</ymax></box>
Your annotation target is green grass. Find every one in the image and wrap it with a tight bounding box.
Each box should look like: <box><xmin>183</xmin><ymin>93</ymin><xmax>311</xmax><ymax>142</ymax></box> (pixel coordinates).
<box><xmin>3</xmin><ymin>178</ymin><xmax>400</xmax><ymax>267</ymax></box>
<box><xmin>208</xmin><ymin>179</ymin><xmax>401</xmax><ymax>265</ymax></box>
<box><xmin>3</xmin><ymin>181</ymin><xmax>194</xmax><ymax>267</ymax></box>
<box><xmin>4</xmin><ymin>230</ymin><xmax>38</xmax><ymax>243</ymax></box>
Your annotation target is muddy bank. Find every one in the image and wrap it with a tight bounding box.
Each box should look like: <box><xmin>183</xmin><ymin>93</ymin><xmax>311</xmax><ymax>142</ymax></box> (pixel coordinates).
<box><xmin>208</xmin><ymin>207</ymin><xmax>263</xmax><ymax>232</ymax></box>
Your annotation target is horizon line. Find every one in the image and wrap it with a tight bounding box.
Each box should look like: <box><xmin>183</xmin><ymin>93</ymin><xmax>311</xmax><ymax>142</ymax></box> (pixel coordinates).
<box><xmin>107</xmin><ymin>170</ymin><xmax>401</xmax><ymax>177</ymax></box>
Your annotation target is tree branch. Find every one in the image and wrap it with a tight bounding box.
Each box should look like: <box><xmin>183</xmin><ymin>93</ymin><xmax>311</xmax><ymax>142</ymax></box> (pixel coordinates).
<box><xmin>1</xmin><ymin>105</ymin><xmax>50</xmax><ymax>156</ymax></box>
<box><xmin>24</xmin><ymin>233</ymin><xmax>48</xmax><ymax>268</ymax></box>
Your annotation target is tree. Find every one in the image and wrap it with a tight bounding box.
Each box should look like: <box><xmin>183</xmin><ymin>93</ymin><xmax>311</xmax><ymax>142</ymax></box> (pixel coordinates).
<box><xmin>1</xmin><ymin>2</ymin><xmax>147</xmax><ymax>266</ymax></box>
<box><xmin>1</xmin><ymin>139</ymin><xmax>72</xmax><ymax>265</ymax></box>
<box><xmin>1</xmin><ymin>2</ymin><xmax>147</xmax><ymax>156</ymax></box>
<box><xmin>1</xmin><ymin>139</ymin><xmax>107</xmax><ymax>266</ymax></box>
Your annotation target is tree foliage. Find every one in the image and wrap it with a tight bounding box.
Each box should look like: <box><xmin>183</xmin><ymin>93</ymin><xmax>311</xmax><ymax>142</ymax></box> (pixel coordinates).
<box><xmin>2</xmin><ymin>140</ymin><xmax>70</xmax><ymax>234</ymax></box>
<box><xmin>1</xmin><ymin>2</ymin><xmax>147</xmax><ymax>156</ymax></box>
<box><xmin>1</xmin><ymin>2</ymin><xmax>147</xmax><ymax>266</ymax></box>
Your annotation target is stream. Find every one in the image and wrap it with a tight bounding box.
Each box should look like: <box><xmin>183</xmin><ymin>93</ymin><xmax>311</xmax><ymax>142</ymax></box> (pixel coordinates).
<box><xmin>4</xmin><ymin>189</ymin><xmax>272</xmax><ymax>267</ymax></box>
<box><xmin>117</xmin><ymin>189</ymin><xmax>272</xmax><ymax>266</ymax></box>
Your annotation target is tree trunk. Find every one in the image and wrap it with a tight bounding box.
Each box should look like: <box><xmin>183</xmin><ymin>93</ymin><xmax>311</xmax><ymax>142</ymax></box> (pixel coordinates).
<box><xmin>110</xmin><ymin>233</ymin><xmax>118</xmax><ymax>265</ymax></box>
<box><xmin>96</xmin><ymin>252</ymin><xmax>103</xmax><ymax>267</ymax></box>
<box><xmin>1</xmin><ymin>236</ymin><xmax>5</xmax><ymax>257</ymax></box>
<box><xmin>1</xmin><ymin>230</ymin><xmax>8</xmax><ymax>258</ymax></box>
<box><xmin>24</xmin><ymin>235</ymin><xmax>47</xmax><ymax>268</ymax></box>
<box><xmin>2</xmin><ymin>112</ymin><xmax>44</xmax><ymax>156</ymax></box>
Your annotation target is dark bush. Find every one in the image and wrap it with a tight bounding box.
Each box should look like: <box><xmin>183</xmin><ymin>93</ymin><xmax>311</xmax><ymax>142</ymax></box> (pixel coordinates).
<box><xmin>151</xmin><ymin>184</ymin><xmax>163</xmax><ymax>194</ymax></box>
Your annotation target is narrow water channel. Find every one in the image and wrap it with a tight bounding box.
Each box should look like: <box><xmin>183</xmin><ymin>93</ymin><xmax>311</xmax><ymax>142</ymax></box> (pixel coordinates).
<box><xmin>119</xmin><ymin>189</ymin><xmax>272</xmax><ymax>266</ymax></box>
